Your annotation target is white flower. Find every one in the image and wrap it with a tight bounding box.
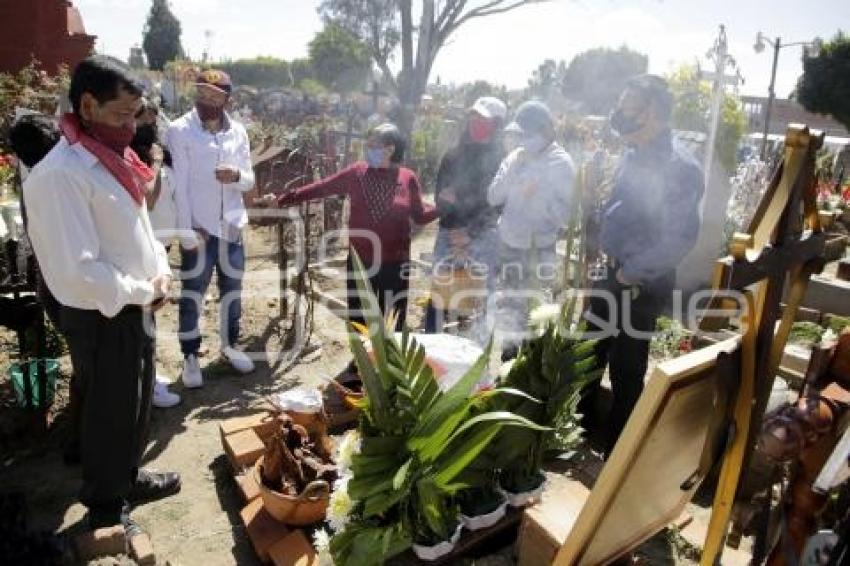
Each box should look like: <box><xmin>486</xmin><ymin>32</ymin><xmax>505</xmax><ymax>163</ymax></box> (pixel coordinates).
<box><xmin>529</xmin><ymin>304</ymin><xmax>561</xmax><ymax>327</ymax></box>
<box><xmin>327</xmin><ymin>475</ymin><xmax>355</xmax><ymax>533</ymax></box>
<box><xmin>821</xmin><ymin>328</ymin><xmax>838</xmax><ymax>346</ymax></box>
<box><xmin>497</xmin><ymin>359</ymin><xmax>514</xmax><ymax>380</ymax></box>
<box><xmin>335</xmin><ymin>430</ymin><xmax>362</xmax><ymax>473</ymax></box>
<box><xmin>313</xmin><ymin>528</ymin><xmax>334</xmax><ymax>566</ymax></box>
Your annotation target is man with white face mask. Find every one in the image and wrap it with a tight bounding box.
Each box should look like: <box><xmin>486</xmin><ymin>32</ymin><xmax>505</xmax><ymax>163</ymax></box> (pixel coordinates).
<box><xmin>487</xmin><ymin>100</ymin><xmax>575</xmax><ymax>358</ymax></box>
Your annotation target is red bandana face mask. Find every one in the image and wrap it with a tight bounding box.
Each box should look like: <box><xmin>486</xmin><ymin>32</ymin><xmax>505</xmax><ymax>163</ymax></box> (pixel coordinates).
<box><xmin>88</xmin><ymin>121</ymin><xmax>136</xmax><ymax>154</ymax></box>
<box><xmin>59</xmin><ymin>114</ymin><xmax>153</xmax><ymax>207</ymax></box>
<box><xmin>196</xmin><ymin>101</ymin><xmax>225</xmax><ymax>123</ymax></box>
<box><xmin>468</xmin><ymin>117</ymin><xmax>496</xmax><ymax>143</ymax></box>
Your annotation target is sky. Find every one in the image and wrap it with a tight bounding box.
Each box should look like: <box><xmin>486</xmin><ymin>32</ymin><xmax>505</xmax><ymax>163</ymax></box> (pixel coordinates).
<box><xmin>74</xmin><ymin>0</ymin><xmax>850</xmax><ymax>98</ymax></box>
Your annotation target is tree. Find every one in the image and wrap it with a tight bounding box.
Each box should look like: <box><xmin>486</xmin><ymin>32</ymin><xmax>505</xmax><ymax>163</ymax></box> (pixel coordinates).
<box><xmin>308</xmin><ymin>23</ymin><xmax>372</xmax><ymax>93</ymax></box>
<box><xmin>0</xmin><ymin>60</ymin><xmax>69</xmax><ymax>152</ymax></box>
<box><xmin>527</xmin><ymin>58</ymin><xmax>566</xmax><ymax>101</ymax></box>
<box><xmin>289</xmin><ymin>58</ymin><xmax>314</xmax><ymax>86</ymax></box>
<box><xmin>461</xmin><ymin>80</ymin><xmax>509</xmax><ymax>107</ymax></box>
<box><xmin>797</xmin><ymin>31</ymin><xmax>850</xmax><ymax>131</ymax></box>
<box><xmin>667</xmin><ymin>64</ymin><xmax>747</xmax><ymax>173</ymax></box>
<box><xmin>318</xmin><ymin>0</ymin><xmax>547</xmax><ymax>135</ymax></box>
<box><xmin>560</xmin><ymin>46</ymin><xmax>647</xmax><ymax>115</ymax></box>
<box><xmin>219</xmin><ymin>57</ymin><xmax>291</xmax><ymax>88</ymax></box>
<box><xmin>142</xmin><ymin>0</ymin><xmax>184</xmax><ymax>71</ymax></box>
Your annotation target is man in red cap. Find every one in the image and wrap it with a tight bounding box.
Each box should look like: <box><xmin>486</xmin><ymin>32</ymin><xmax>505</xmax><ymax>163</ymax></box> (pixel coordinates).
<box><xmin>166</xmin><ymin>69</ymin><xmax>256</xmax><ymax>388</ymax></box>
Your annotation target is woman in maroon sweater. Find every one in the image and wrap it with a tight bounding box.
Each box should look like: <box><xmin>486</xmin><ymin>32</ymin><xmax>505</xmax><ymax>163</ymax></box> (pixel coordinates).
<box><xmin>260</xmin><ymin>123</ymin><xmax>437</xmax><ymax>328</ymax></box>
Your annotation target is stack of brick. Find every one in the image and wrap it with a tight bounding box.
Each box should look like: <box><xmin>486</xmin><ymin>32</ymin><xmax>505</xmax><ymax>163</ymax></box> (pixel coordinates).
<box><xmin>220</xmin><ymin>412</ymin><xmax>320</xmax><ymax>565</ymax></box>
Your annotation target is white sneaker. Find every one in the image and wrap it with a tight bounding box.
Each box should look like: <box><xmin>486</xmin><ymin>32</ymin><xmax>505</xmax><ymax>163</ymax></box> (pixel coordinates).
<box><xmin>181</xmin><ymin>355</ymin><xmax>203</xmax><ymax>388</ymax></box>
<box><xmin>152</xmin><ymin>376</ymin><xmax>181</xmax><ymax>408</ymax></box>
<box><xmin>223</xmin><ymin>346</ymin><xmax>255</xmax><ymax>374</ymax></box>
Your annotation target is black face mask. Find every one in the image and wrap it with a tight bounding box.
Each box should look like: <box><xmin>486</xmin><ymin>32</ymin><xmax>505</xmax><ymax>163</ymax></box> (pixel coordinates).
<box><xmin>132</xmin><ymin>123</ymin><xmax>158</xmax><ymax>148</ymax></box>
<box><xmin>610</xmin><ymin>109</ymin><xmax>644</xmax><ymax>136</ymax></box>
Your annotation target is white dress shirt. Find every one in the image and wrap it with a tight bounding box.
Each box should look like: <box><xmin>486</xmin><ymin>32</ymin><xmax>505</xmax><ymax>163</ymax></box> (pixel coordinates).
<box><xmin>487</xmin><ymin>142</ymin><xmax>575</xmax><ymax>249</ymax></box>
<box><xmin>166</xmin><ymin>109</ymin><xmax>255</xmax><ymax>245</ymax></box>
<box><xmin>148</xmin><ymin>166</ymin><xmax>178</xmax><ymax>246</ymax></box>
<box><xmin>23</xmin><ymin>138</ymin><xmax>171</xmax><ymax>318</ymax></box>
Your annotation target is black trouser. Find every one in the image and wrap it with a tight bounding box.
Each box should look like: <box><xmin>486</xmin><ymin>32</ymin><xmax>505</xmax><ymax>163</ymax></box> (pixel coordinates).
<box><xmin>60</xmin><ymin>305</ymin><xmax>154</xmax><ymax>520</ymax></box>
<box><xmin>581</xmin><ymin>275</ymin><xmax>664</xmax><ymax>456</ymax></box>
<box><xmin>345</xmin><ymin>255</ymin><xmax>409</xmax><ymax>331</ymax></box>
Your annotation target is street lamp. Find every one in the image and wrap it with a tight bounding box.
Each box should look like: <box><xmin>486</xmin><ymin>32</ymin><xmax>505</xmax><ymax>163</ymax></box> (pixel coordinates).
<box><xmin>754</xmin><ymin>32</ymin><xmax>822</xmax><ymax>160</ymax></box>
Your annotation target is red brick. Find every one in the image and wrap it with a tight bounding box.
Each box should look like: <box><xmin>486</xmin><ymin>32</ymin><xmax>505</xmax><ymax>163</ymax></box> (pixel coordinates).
<box><xmin>236</xmin><ymin>470</ymin><xmax>262</xmax><ymax>503</ymax></box>
<box><xmin>269</xmin><ymin>530</ymin><xmax>319</xmax><ymax>566</ymax></box>
<box><xmin>220</xmin><ymin>412</ymin><xmax>278</xmax><ymax>443</ymax></box>
<box><xmin>224</xmin><ymin>428</ymin><xmax>266</xmax><ymax>471</ymax></box>
<box><xmin>128</xmin><ymin>532</ymin><xmax>155</xmax><ymax>565</ymax></box>
<box><xmin>241</xmin><ymin>498</ymin><xmax>290</xmax><ymax>562</ymax></box>
<box><xmin>74</xmin><ymin>525</ymin><xmax>125</xmax><ymax>560</ymax></box>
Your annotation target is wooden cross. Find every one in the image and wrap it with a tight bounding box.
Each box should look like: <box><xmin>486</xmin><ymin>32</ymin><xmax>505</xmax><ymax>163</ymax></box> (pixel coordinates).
<box><xmin>328</xmin><ymin>103</ymin><xmax>365</xmax><ymax>167</ymax></box>
<box><xmin>698</xmin><ymin>124</ymin><xmax>847</xmax><ymax>564</ymax></box>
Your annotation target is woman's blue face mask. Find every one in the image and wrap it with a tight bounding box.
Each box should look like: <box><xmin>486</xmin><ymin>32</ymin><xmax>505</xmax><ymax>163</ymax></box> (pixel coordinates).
<box><xmin>366</xmin><ymin>147</ymin><xmax>388</xmax><ymax>168</ymax></box>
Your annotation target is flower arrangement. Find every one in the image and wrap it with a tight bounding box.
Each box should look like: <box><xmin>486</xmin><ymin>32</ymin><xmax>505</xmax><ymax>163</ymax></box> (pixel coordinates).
<box><xmin>323</xmin><ymin>254</ymin><xmax>546</xmax><ymax>565</ymax></box>
<box><xmin>493</xmin><ymin>299</ymin><xmax>599</xmax><ymax>496</ymax></box>
<box><xmin>724</xmin><ymin>158</ymin><xmax>770</xmax><ymax>248</ymax></box>
<box><xmin>0</xmin><ymin>154</ymin><xmax>15</xmax><ymax>201</ymax></box>
<box><xmin>650</xmin><ymin>316</ymin><xmax>694</xmax><ymax>360</ymax></box>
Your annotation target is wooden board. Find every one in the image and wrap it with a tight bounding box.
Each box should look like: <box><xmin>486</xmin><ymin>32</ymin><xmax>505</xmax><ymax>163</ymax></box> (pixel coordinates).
<box><xmin>517</xmin><ymin>476</ymin><xmax>591</xmax><ymax>566</ymax></box>
<box><xmin>550</xmin><ymin>337</ymin><xmax>740</xmax><ymax>565</ymax></box>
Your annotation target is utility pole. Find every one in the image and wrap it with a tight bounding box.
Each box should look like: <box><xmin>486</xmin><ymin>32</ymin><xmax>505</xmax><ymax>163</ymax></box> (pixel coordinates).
<box><xmin>702</xmin><ymin>24</ymin><xmax>741</xmax><ymax>187</ymax></box>
<box><xmin>753</xmin><ymin>32</ymin><xmax>821</xmax><ymax>161</ymax></box>
<box><xmin>759</xmin><ymin>36</ymin><xmax>781</xmax><ymax>161</ymax></box>
<box><xmin>202</xmin><ymin>30</ymin><xmax>214</xmax><ymax>64</ymax></box>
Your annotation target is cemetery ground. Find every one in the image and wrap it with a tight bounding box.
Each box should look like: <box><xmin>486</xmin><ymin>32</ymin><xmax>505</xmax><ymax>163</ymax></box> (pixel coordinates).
<box><xmin>0</xmin><ymin>222</ymin><xmax>719</xmax><ymax>565</ymax></box>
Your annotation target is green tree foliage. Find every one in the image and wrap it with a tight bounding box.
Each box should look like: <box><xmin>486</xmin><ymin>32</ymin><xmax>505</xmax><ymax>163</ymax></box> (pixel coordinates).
<box><xmin>218</xmin><ymin>57</ymin><xmax>291</xmax><ymax>88</ymax></box>
<box><xmin>797</xmin><ymin>31</ymin><xmax>850</xmax><ymax>130</ymax></box>
<box><xmin>667</xmin><ymin>65</ymin><xmax>747</xmax><ymax>173</ymax></box>
<box><xmin>308</xmin><ymin>23</ymin><xmax>372</xmax><ymax>93</ymax></box>
<box><xmin>318</xmin><ymin>0</ymin><xmax>543</xmax><ymax>136</ymax></box>
<box><xmin>527</xmin><ymin>59</ymin><xmax>567</xmax><ymax>101</ymax></box>
<box><xmin>461</xmin><ymin>80</ymin><xmax>509</xmax><ymax>108</ymax></box>
<box><xmin>0</xmin><ymin>60</ymin><xmax>69</xmax><ymax>152</ymax></box>
<box><xmin>298</xmin><ymin>78</ymin><xmax>328</xmax><ymax>97</ymax></box>
<box><xmin>409</xmin><ymin>114</ymin><xmax>447</xmax><ymax>192</ymax></box>
<box><xmin>142</xmin><ymin>0</ymin><xmax>184</xmax><ymax>71</ymax></box>
<box><xmin>561</xmin><ymin>46</ymin><xmax>648</xmax><ymax>115</ymax></box>
<box><xmin>289</xmin><ymin>58</ymin><xmax>314</xmax><ymax>86</ymax></box>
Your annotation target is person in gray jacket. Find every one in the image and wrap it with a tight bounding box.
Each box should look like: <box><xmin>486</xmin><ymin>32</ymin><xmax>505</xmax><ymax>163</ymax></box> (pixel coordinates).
<box><xmin>581</xmin><ymin>75</ymin><xmax>704</xmax><ymax>456</ymax></box>
<box><xmin>487</xmin><ymin>100</ymin><xmax>575</xmax><ymax>356</ymax></box>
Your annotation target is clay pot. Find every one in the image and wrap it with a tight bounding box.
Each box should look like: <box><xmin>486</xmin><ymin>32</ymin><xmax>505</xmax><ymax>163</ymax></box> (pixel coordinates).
<box><xmin>254</xmin><ymin>456</ymin><xmax>330</xmax><ymax>526</ymax></box>
<box><xmin>285</xmin><ymin>409</ymin><xmax>322</xmax><ymax>431</ymax></box>
<box><xmin>790</xmin><ymin>397</ymin><xmax>834</xmax><ymax>441</ymax></box>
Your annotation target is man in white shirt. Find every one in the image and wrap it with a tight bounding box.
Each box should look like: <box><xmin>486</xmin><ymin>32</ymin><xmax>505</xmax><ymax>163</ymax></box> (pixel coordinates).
<box><xmin>24</xmin><ymin>57</ymin><xmax>180</xmax><ymax>538</ymax></box>
<box><xmin>487</xmin><ymin>100</ymin><xmax>575</xmax><ymax>358</ymax></box>
<box><xmin>166</xmin><ymin>69</ymin><xmax>256</xmax><ymax>387</ymax></box>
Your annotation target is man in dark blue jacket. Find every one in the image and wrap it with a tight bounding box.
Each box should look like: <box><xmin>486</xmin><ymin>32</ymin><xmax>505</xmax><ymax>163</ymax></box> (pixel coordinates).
<box><xmin>584</xmin><ymin>74</ymin><xmax>704</xmax><ymax>456</ymax></box>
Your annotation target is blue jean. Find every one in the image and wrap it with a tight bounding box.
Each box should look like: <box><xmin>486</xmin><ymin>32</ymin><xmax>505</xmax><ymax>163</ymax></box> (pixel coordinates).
<box><xmin>178</xmin><ymin>235</ymin><xmax>245</xmax><ymax>357</ymax></box>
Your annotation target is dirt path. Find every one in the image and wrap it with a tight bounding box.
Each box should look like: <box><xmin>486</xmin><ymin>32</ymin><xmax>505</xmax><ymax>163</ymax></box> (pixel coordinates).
<box><xmin>0</xmin><ymin>223</ymin><xmax>439</xmax><ymax>565</ymax></box>
<box><xmin>0</xmin><ymin>221</ymin><xmax>709</xmax><ymax>565</ymax></box>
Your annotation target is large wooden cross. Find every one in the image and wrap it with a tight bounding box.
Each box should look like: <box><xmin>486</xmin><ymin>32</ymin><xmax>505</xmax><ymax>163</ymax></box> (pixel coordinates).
<box><xmin>699</xmin><ymin>124</ymin><xmax>847</xmax><ymax>564</ymax></box>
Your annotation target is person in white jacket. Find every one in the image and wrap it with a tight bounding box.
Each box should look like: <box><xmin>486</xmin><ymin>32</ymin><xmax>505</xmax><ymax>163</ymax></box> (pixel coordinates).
<box><xmin>166</xmin><ymin>69</ymin><xmax>256</xmax><ymax>388</ymax></box>
<box><xmin>131</xmin><ymin>98</ymin><xmax>181</xmax><ymax>408</ymax></box>
<box><xmin>487</xmin><ymin>100</ymin><xmax>575</xmax><ymax>358</ymax></box>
